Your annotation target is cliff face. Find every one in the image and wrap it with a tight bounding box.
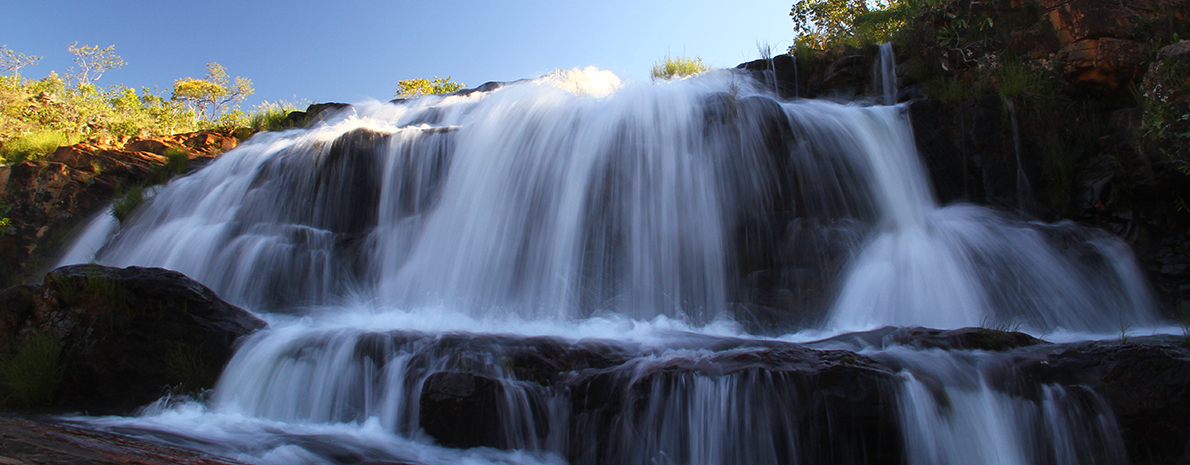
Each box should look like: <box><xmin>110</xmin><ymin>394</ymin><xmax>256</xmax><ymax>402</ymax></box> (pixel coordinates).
<box><xmin>0</xmin><ymin>131</ymin><xmax>239</xmax><ymax>286</ymax></box>
<box><xmin>741</xmin><ymin>0</ymin><xmax>1190</xmax><ymax>319</ymax></box>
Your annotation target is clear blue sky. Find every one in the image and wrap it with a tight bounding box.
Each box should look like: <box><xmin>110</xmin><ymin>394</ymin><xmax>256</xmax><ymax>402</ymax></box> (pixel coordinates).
<box><xmin>1</xmin><ymin>0</ymin><xmax>795</xmax><ymax>107</ymax></box>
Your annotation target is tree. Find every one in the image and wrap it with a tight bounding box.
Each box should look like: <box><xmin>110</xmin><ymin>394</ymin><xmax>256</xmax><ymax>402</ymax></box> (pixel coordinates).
<box><xmin>66</xmin><ymin>42</ymin><xmax>125</xmax><ymax>87</ymax></box>
<box><xmin>0</xmin><ymin>45</ymin><xmax>41</xmax><ymax>77</ymax></box>
<box><xmin>395</xmin><ymin>76</ymin><xmax>465</xmax><ymax>98</ymax></box>
<box><xmin>790</xmin><ymin>0</ymin><xmax>919</xmax><ymax>49</ymax></box>
<box><xmin>171</xmin><ymin>62</ymin><xmax>254</xmax><ymax>119</ymax></box>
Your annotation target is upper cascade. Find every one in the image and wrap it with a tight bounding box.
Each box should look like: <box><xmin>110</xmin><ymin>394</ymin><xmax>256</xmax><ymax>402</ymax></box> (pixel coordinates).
<box><xmin>76</xmin><ymin>67</ymin><xmax>1156</xmax><ymax>334</ymax></box>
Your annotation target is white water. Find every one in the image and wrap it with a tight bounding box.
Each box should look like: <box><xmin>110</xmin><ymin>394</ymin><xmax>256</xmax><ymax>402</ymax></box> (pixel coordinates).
<box><xmin>61</xmin><ymin>67</ymin><xmax>1164</xmax><ymax>464</ymax></box>
<box><xmin>882</xmin><ymin>348</ymin><xmax>1127</xmax><ymax>465</ymax></box>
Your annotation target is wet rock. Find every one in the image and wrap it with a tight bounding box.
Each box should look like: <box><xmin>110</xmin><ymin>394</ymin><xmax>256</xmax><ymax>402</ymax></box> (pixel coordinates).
<box><xmin>1021</xmin><ymin>341</ymin><xmax>1190</xmax><ymax>463</ymax></box>
<box><xmin>419</xmin><ymin>371</ymin><xmax>507</xmax><ymax>449</ymax></box>
<box><xmin>0</xmin><ymin>264</ymin><xmax>266</xmax><ymax>414</ymax></box>
<box><xmin>282</xmin><ymin>102</ymin><xmax>352</xmax><ymax>127</ymax></box>
<box><xmin>885</xmin><ymin>326</ymin><xmax>1045</xmax><ymax>351</ymax></box>
<box><xmin>909</xmin><ymin>99</ymin><xmax>967</xmax><ymax>203</ymax></box>
<box><xmin>0</xmin><ymin>416</ymin><xmax>242</xmax><ymax>464</ymax></box>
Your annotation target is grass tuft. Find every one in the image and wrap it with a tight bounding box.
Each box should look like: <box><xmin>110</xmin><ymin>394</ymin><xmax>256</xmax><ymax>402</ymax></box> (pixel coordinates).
<box><xmin>163</xmin><ymin>147</ymin><xmax>190</xmax><ymax>175</ymax></box>
<box><xmin>111</xmin><ymin>185</ymin><xmax>145</xmax><ymax>222</ymax></box>
<box><xmin>1</xmin><ymin>331</ymin><xmax>64</xmax><ymax>409</ymax></box>
<box><xmin>0</xmin><ymin>131</ymin><xmax>73</xmax><ymax>164</ymax></box>
<box><xmin>652</xmin><ymin>55</ymin><xmax>711</xmax><ymax>80</ymax></box>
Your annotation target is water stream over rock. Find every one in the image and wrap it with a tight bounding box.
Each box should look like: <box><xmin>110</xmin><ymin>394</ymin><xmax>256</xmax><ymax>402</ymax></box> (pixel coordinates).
<box><xmin>58</xmin><ymin>67</ymin><xmax>1174</xmax><ymax>464</ymax></box>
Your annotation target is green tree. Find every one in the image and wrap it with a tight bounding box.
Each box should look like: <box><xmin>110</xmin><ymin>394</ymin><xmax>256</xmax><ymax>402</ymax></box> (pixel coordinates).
<box><xmin>0</xmin><ymin>45</ymin><xmax>41</xmax><ymax>77</ymax></box>
<box><xmin>171</xmin><ymin>62</ymin><xmax>254</xmax><ymax>119</ymax></box>
<box><xmin>66</xmin><ymin>42</ymin><xmax>125</xmax><ymax>87</ymax></box>
<box><xmin>790</xmin><ymin>0</ymin><xmax>923</xmax><ymax>49</ymax></box>
<box><xmin>395</xmin><ymin>76</ymin><xmax>465</xmax><ymax>98</ymax></box>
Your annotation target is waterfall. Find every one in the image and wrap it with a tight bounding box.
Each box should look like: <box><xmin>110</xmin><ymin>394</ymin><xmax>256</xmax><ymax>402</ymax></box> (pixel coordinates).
<box><xmin>882</xmin><ymin>348</ymin><xmax>1127</xmax><ymax>465</ymax></box>
<box><xmin>60</xmin><ymin>67</ymin><xmax>1166</xmax><ymax>464</ymax></box>
<box><xmin>875</xmin><ymin>43</ymin><xmax>898</xmax><ymax>105</ymax></box>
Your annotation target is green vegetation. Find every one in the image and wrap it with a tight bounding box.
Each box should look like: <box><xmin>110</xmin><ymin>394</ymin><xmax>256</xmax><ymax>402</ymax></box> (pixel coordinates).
<box><xmin>0</xmin><ymin>130</ymin><xmax>76</xmax><ymax>163</ymax></box>
<box><xmin>111</xmin><ymin>185</ymin><xmax>145</xmax><ymax>222</ymax></box>
<box><xmin>166</xmin><ymin>343</ymin><xmax>213</xmax><ymax>393</ymax></box>
<box><xmin>0</xmin><ymin>45</ymin><xmax>41</xmax><ymax>76</ymax></box>
<box><xmin>164</xmin><ymin>147</ymin><xmax>190</xmax><ymax>175</ymax></box>
<box><xmin>171</xmin><ymin>62</ymin><xmax>254</xmax><ymax>120</ymax></box>
<box><xmin>0</xmin><ymin>201</ymin><xmax>10</xmax><ymax>229</ymax></box>
<box><xmin>395</xmin><ymin>76</ymin><xmax>466</xmax><ymax>98</ymax></box>
<box><xmin>65</xmin><ymin>42</ymin><xmax>125</xmax><ymax>87</ymax></box>
<box><xmin>651</xmin><ymin>55</ymin><xmax>710</xmax><ymax>80</ymax></box>
<box><xmin>0</xmin><ymin>331</ymin><xmax>64</xmax><ymax>409</ymax></box>
<box><xmin>790</xmin><ymin>0</ymin><xmax>939</xmax><ymax>50</ymax></box>
<box><xmin>0</xmin><ymin>44</ymin><xmax>281</xmax><ymax>165</ymax></box>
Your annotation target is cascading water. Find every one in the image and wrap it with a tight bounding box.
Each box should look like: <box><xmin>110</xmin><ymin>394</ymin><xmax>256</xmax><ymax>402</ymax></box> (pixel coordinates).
<box><xmin>875</xmin><ymin>43</ymin><xmax>898</xmax><ymax>105</ymax></box>
<box><xmin>60</xmin><ymin>66</ymin><xmax>1166</xmax><ymax>464</ymax></box>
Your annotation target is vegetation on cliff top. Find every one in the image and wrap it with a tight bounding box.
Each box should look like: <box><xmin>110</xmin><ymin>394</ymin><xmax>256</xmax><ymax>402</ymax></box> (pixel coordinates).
<box><xmin>395</xmin><ymin>76</ymin><xmax>466</xmax><ymax>98</ymax></box>
<box><xmin>651</xmin><ymin>54</ymin><xmax>711</xmax><ymax>80</ymax></box>
<box><xmin>0</xmin><ymin>43</ymin><xmax>308</xmax><ymax>165</ymax></box>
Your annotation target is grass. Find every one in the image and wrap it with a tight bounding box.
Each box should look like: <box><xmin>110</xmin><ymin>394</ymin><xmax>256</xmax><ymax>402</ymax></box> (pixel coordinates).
<box><xmin>164</xmin><ymin>147</ymin><xmax>190</xmax><ymax>175</ymax></box>
<box><xmin>0</xmin><ymin>131</ymin><xmax>75</xmax><ymax>164</ymax></box>
<box><xmin>1</xmin><ymin>331</ymin><xmax>64</xmax><ymax>409</ymax></box>
<box><xmin>166</xmin><ymin>343</ymin><xmax>212</xmax><ymax>393</ymax></box>
<box><xmin>111</xmin><ymin>185</ymin><xmax>145</xmax><ymax>222</ymax></box>
<box><xmin>651</xmin><ymin>54</ymin><xmax>710</xmax><ymax>80</ymax></box>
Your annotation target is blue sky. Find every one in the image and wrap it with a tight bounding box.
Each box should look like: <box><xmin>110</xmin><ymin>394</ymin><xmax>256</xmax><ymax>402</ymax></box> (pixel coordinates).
<box><xmin>1</xmin><ymin>0</ymin><xmax>795</xmax><ymax>108</ymax></box>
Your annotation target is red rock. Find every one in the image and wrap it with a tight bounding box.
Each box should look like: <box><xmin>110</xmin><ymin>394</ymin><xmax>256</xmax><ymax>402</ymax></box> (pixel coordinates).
<box><xmin>123</xmin><ymin>138</ymin><xmax>171</xmax><ymax>155</ymax></box>
<box><xmin>1060</xmin><ymin>37</ymin><xmax>1146</xmax><ymax>91</ymax></box>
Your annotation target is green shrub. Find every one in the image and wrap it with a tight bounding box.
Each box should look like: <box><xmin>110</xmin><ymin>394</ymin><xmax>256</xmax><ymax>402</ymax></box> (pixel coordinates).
<box><xmin>0</xmin><ymin>131</ymin><xmax>73</xmax><ymax>163</ymax></box>
<box><xmin>651</xmin><ymin>55</ymin><xmax>710</xmax><ymax>80</ymax></box>
<box><xmin>111</xmin><ymin>185</ymin><xmax>145</xmax><ymax>222</ymax></box>
<box><xmin>1</xmin><ymin>331</ymin><xmax>64</xmax><ymax>409</ymax></box>
<box><xmin>395</xmin><ymin>77</ymin><xmax>465</xmax><ymax>98</ymax></box>
<box><xmin>247</xmin><ymin>100</ymin><xmax>310</xmax><ymax>132</ymax></box>
<box><xmin>164</xmin><ymin>147</ymin><xmax>190</xmax><ymax>175</ymax></box>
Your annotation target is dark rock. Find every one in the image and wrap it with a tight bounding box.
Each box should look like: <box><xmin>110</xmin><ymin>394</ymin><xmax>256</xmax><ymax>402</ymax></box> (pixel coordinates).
<box><xmin>419</xmin><ymin>371</ymin><xmax>507</xmax><ymax>449</ymax></box>
<box><xmin>1021</xmin><ymin>341</ymin><xmax>1190</xmax><ymax>463</ymax></box>
<box><xmin>1</xmin><ymin>264</ymin><xmax>266</xmax><ymax>414</ymax></box>
<box><xmin>909</xmin><ymin>99</ymin><xmax>967</xmax><ymax>203</ymax></box>
<box><xmin>0</xmin><ymin>284</ymin><xmax>37</xmax><ymax>352</ymax></box>
<box><xmin>885</xmin><ymin>326</ymin><xmax>1045</xmax><ymax>351</ymax></box>
<box><xmin>820</xmin><ymin>55</ymin><xmax>869</xmax><ymax>99</ymax></box>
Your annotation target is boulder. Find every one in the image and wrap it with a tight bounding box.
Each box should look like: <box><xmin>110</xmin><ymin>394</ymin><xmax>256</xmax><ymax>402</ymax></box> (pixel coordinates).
<box><xmin>419</xmin><ymin>372</ymin><xmax>508</xmax><ymax>449</ymax></box>
<box><xmin>0</xmin><ymin>264</ymin><xmax>266</xmax><ymax>413</ymax></box>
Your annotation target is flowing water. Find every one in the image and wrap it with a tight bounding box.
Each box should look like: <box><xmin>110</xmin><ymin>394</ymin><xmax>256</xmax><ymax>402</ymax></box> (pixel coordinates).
<box><xmin>58</xmin><ymin>67</ymin><xmax>1167</xmax><ymax>464</ymax></box>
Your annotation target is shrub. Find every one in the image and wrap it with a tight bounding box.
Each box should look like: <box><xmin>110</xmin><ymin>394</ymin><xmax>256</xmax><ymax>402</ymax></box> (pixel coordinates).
<box><xmin>651</xmin><ymin>55</ymin><xmax>710</xmax><ymax>80</ymax></box>
<box><xmin>248</xmin><ymin>99</ymin><xmax>310</xmax><ymax>132</ymax></box>
<box><xmin>0</xmin><ymin>131</ymin><xmax>73</xmax><ymax>163</ymax></box>
<box><xmin>395</xmin><ymin>76</ymin><xmax>465</xmax><ymax>98</ymax></box>
<box><xmin>791</xmin><ymin>0</ymin><xmax>936</xmax><ymax>50</ymax></box>
<box><xmin>111</xmin><ymin>185</ymin><xmax>145</xmax><ymax>222</ymax></box>
<box><xmin>1</xmin><ymin>331</ymin><xmax>64</xmax><ymax>409</ymax></box>
<box><xmin>164</xmin><ymin>147</ymin><xmax>190</xmax><ymax>175</ymax></box>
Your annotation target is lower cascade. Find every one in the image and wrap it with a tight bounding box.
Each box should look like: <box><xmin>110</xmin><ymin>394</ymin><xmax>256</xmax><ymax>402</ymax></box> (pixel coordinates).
<box><xmin>57</xmin><ymin>67</ymin><xmax>1180</xmax><ymax>464</ymax></box>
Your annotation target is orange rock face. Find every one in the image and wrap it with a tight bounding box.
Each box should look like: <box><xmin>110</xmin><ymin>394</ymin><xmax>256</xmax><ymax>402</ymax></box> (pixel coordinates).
<box><xmin>0</xmin><ymin>130</ymin><xmax>243</xmax><ymax>286</ymax></box>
